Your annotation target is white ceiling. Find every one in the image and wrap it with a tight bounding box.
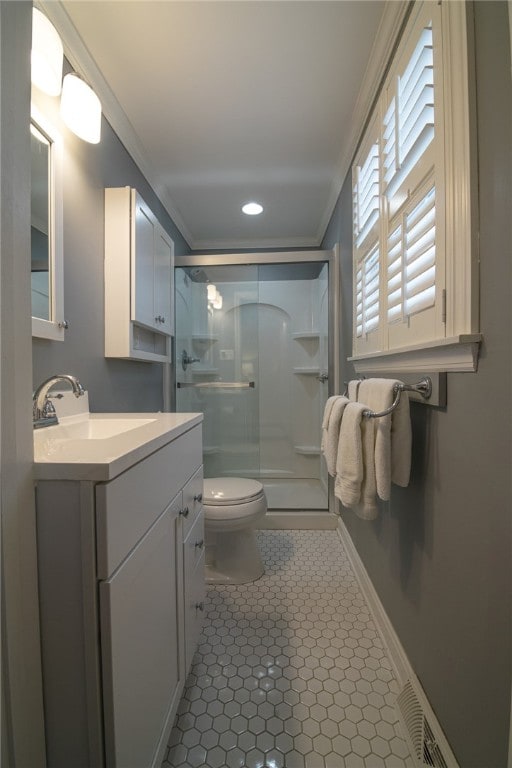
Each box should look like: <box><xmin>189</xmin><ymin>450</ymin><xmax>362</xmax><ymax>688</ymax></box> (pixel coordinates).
<box><xmin>49</xmin><ymin>1</ymin><xmax>404</xmax><ymax>251</ymax></box>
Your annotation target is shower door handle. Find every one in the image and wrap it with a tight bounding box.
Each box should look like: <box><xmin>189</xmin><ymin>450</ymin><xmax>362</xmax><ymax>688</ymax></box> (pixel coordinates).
<box><xmin>316</xmin><ymin>373</ymin><xmax>328</xmax><ymax>382</ymax></box>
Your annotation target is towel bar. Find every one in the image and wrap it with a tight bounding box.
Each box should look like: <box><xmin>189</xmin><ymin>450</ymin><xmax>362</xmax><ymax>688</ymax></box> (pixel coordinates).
<box><xmin>362</xmin><ymin>377</ymin><xmax>432</xmax><ymax>418</ymax></box>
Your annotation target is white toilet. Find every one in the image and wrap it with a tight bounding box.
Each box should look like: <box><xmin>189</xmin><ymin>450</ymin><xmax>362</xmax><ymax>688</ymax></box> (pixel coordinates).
<box><xmin>203</xmin><ymin>477</ymin><xmax>267</xmax><ymax>585</ymax></box>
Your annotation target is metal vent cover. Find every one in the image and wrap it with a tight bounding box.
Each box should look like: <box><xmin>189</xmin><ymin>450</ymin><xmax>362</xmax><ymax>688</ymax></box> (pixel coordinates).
<box><xmin>397</xmin><ymin>680</ymin><xmax>449</xmax><ymax>768</ymax></box>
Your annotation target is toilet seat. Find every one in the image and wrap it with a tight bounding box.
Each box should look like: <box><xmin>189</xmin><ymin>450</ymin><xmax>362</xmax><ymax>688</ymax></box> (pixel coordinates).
<box><xmin>203</xmin><ymin>478</ymin><xmax>267</xmax><ymax>527</ymax></box>
<box><xmin>203</xmin><ymin>477</ymin><xmax>263</xmax><ymax>506</ymax></box>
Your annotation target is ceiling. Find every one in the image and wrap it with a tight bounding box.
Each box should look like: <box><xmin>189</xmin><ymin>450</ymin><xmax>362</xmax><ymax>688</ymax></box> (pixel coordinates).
<box><xmin>48</xmin><ymin>1</ymin><xmax>404</xmax><ymax>251</ymax></box>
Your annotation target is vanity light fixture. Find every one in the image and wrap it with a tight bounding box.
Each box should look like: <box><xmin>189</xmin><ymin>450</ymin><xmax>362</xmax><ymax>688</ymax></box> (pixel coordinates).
<box><xmin>31</xmin><ymin>8</ymin><xmax>64</xmax><ymax>96</ymax></box>
<box><xmin>242</xmin><ymin>202</ymin><xmax>264</xmax><ymax>216</ymax></box>
<box><xmin>60</xmin><ymin>73</ymin><xmax>102</xmax><ymax>144</ymax></box>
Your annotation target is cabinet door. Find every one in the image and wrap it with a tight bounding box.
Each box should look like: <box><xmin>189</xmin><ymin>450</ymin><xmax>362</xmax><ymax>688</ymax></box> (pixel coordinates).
<box><xmin>154</xmin><ymin>224</ymin><xmax>173</xmax><ymax>336</ymax></box>
<box><xmin>132</xmin><ymin>192</ymin><xmax>156</xmax><ymax>330</ymax></box>
<box><xmin>99</xmin><ymin>496</ymin><xmax>183</xmax><ymax>768</ymax></box>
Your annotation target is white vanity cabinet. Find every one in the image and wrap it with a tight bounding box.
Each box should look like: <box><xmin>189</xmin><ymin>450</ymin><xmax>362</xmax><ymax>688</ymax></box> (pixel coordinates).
<box><xmin>104</xmin><ymin>187</ymin><xmax>174</xmax><ymax>362</ymax></box>
<box><xmin>35</xmin><ymin>418</ymin><xmax>204</xmax><ymax>768</ymax></box>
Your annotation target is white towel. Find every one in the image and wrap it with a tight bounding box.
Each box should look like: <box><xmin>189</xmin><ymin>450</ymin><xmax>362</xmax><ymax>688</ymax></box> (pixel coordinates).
<box><xmin>347</xmin><ymin>380</ymin><xmax>361</xmax><ymax>401</ymax></box>
<box><xmin>356</xmin><ymin>415</ymin><xmax>378</xmax><ymax>520</ymax></box>
<box><xmin>322</xmin><ymin>396</ymin><xmax>349</xmax><ymax>476</ymax></box>
<box><xmin>334</xmin><ymin>401</ymin><xmax>366</xmax><ymax>508</ymax></box>
<box><xmin>322</xmin><ymin>396</ymin><xmax>340</xmax><ymax>430</ymax></box>
<box><xmin>321</xmin><ymin>395</ymin><xmax>341</xmax><ymax>460</ymax></box>
<box><xmin>358</xmin><ymin>378</ymin><xmax>411</xmax><ymax>501</ymax></box>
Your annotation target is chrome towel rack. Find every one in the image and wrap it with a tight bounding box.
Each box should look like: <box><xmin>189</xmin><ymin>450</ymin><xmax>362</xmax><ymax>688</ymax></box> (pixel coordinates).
<box><xmin>363</xmin><ymin>377</ymin><xmax>432</xmax><ymax>418</ymax></box>
<box><xmin>343</xmin><ymin>377</ymin><xmax>433</xmax><ymax>419</ymax></box>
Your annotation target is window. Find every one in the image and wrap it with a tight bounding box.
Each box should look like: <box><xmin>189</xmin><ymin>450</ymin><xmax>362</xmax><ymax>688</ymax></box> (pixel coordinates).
<box><xmin>351</xmin><ymin>1</ymin><xmax>480</xmax><ymax>372</ymax></box>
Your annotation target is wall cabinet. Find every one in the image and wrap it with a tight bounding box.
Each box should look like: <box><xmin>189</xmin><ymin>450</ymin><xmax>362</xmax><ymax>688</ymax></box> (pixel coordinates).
<box><xmin>105</xmin><ymin>187</ymin><xmax>174</xmax><ymax>362</ymax></box>
<box><xmin>36</xmin><ymin>422</ymin><xmax>204</xmax><ymax>768</ymax></box>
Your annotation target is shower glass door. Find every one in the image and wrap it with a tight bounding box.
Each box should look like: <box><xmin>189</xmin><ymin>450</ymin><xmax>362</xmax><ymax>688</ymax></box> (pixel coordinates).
<box><xmin>175</xmin><ymin>265</ymin><xmax>261</xmax><ymax>478</ymax></box>
<box><xmin>175</xmin><ymin>261</ymin><xmax>329</xmax><ymax>511</ymax></box>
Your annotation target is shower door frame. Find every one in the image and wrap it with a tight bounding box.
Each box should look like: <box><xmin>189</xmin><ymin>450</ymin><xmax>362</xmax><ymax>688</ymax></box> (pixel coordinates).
<box><xmin>166</xmin><ymin>248</ymin><xmax>341</xmax><ymax>519</ymax></box>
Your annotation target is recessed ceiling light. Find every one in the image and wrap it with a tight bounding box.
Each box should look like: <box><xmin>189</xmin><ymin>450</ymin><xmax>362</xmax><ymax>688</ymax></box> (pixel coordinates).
<box><xmin>242</xmin><ymin>202</ymin><xmax>263</xmax><ymax>216</ymax></box>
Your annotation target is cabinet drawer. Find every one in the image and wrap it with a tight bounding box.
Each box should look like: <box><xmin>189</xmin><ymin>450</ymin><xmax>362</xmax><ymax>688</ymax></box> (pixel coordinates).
<box><xmin>184</xmin><ymin>551</ymin><xmax>206</xmax><ymax>672</ymax></box>
<box><xmin>184</xmin><ymin>511</ymin><xmax>205</xmax><ymax>580</ymax></box>
<box><xmin>96</xmin><ymin>426</ymin><xmax>201</xmax><ymax>578</ymax></box>
<box><xmin>181</xmin><ymin>465</ymin><xmax>203</xmax><ymax>539</ymax></box>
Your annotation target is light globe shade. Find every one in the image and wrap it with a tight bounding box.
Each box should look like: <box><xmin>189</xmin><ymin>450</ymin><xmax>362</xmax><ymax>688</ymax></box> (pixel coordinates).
<box><xmin>213</xmin><ymin>292</ymin><xmax>223</xmax><ymax>310</ymax></box>
<box><xmin>60</xmin><ymin>74</ymin><xmax>102</xmax><ymax>144</ymax></box>
<box><xmin>207</xmin><ymin>284</ymin><xmax>217</xmax><ymax>302</ymax></box>
<box><xmin>31</xmin><ymin>8</ymin><xmax>63</xmax><ymax>96</ymax></box>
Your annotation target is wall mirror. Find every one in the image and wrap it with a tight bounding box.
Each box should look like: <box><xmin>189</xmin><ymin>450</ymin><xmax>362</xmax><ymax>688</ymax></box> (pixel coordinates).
<box><xmin>31</xmin><ymin>106</ymin><xmax>64</xmax><ymax>341</ymax></box>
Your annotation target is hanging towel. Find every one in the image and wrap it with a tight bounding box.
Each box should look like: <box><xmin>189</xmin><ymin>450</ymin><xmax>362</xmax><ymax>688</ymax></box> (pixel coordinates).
<box><xmin>322</xmin><ymin>396</ymin><xmax>349</xmax><ymax>476</ymax></box>
<box><xmin>347</xmin><ymin>379</ymin><xmax>361</xmax><ymax>402</ymax></box>
<box><xmin>334</xmin><ymin>401</ymin><xmax>367</xmax><ymax>508</ymax></box>
<box><xmin>358</xmin><ymin>378</ymin><xmax>411</xmax><ymax>500</ymax></box>
<box><xmin>321</xmin><ymin>395</ymin><xmax>341</xmax><ymax>455</ymax></box>
<box><xmin>356</xmin><ymin>415</ymin><xmax>378</xmax><ymax>520</ymax></box>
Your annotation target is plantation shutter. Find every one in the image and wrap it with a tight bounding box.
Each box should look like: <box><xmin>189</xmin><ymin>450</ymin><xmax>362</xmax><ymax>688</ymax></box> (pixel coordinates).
<box><xmin>385</xmin><ymin>19</ymin><xmax>435</xmax><ymax>218</ymax></box>
<box><xmin>352</xmin><ymin>2</ymin><xmax>446</xmax><ymax>357</ymax></box>
<box><xmin>353</xmin><ymin>119</ymin><xmax>381</xmax><ymax>355</ymax></box>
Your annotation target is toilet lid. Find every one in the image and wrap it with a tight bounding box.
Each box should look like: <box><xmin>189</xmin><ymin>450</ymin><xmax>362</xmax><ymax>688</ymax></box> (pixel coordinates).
<box><xmin>203</xmin><ymin>477</ymin><xmax>264</xmax><ymax>506</ymax></box>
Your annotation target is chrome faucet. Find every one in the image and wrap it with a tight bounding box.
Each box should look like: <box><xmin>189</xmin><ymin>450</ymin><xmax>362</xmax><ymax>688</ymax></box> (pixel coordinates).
<box><xmin>33</xmin><ymin>374</ymin><xmax>85</xmax><ymax>429</ymax></box>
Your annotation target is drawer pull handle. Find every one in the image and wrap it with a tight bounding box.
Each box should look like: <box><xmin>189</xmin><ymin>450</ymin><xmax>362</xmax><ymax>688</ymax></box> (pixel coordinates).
<box><xmin>194</xmin><ymin>493</ymin><xmax>203</xmax><ymax>503</ymax></box>
<box><xmin>195</xmin><ymin>602</ymin><xmax>204</xmax><ymax>611</ymax></box>
<box><xmin>195</xmin><ymin>539</ymin><xmax>204</xmax><ymax>549</ymax></box>
<box><xmin>179</xmin><ymin>506</ymin><xmax>189</xmax><ymax>517</ymax></box>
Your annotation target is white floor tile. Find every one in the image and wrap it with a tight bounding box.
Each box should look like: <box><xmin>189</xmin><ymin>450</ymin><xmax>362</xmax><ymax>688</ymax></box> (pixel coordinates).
<box><xmin>163</xmin><ymin>530</ymin><xmax>414</xmax><ymax>768</ymax></box>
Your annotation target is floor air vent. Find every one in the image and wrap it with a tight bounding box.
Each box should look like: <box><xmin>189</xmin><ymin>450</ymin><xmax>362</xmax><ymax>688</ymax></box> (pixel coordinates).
<box><xmin>397</xmin><ymin>680</ymin><xmax>454</xmax><ymax>768</ymax></box>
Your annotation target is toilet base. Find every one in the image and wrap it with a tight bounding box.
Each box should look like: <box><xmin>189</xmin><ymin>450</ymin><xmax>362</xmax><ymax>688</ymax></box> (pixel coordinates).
<box><xmin>205</xmin><ymin>529</ymin><xmax>264</xmax><ymax>585</ymax></box>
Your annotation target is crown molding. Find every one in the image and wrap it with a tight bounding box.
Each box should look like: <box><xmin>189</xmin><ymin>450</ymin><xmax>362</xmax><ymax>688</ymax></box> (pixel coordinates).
<box><xmin>318</xmin><ymin>0</ymin><xmax>410</xmax><ymax>246</ymax></box>
<box><xmin>39</xmin><ymin>0</ymin><xmax>194</xmax><ymax>248</ymax></box>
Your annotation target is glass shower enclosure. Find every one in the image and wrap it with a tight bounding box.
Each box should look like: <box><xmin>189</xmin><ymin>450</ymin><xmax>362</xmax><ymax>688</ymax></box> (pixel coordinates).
<box><xmin>174</xmin><ymin>255</ymin><xmax>334</xmax><ymax>513</ymax></box>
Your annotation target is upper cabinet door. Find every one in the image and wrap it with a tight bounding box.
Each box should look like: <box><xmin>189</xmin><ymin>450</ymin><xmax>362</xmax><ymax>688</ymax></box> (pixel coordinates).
<box><xmin>154</xmin><ymin>223</ymin><xmax>174</xmax><ymax>336</ymax></box>
<box><xmin>105</xmin><ymin>187</ymin><xmax>174</xmax><ymax>362</ymax></box>
<box><xmin>132</xmin><ymin>193</ymin><xmax>156</xmax><ymax>330</ymax></box>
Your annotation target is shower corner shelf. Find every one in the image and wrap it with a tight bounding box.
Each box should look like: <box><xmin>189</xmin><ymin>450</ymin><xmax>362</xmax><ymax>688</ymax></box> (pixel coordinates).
<box><xmin>293</xmin><ymin>367</ymin><xmax>320</xmax><ymax>375</ymax></box>
<box><xmin>292</xmin><ymin>331</ymin><xmax>320</xmax><ymax>340</ymax></box>
<box><xmin>294</xmin><ymin>445</ymin><xmax>321</xmax><ymax>455</ymax></box>
<box><xmin>192</xmin><ymin>334</ymin><xmax>218</xmax><ymax>344</ymax></box>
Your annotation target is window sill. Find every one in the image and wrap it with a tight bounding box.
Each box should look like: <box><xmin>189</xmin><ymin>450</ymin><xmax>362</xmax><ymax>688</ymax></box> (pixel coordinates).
<box><xmin>348</xmin><ymin>334</ymin><xmax>482</xmax><ymax>374</ymax></box>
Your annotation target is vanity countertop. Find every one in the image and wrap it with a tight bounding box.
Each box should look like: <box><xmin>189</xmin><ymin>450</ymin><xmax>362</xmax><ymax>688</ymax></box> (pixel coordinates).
<box><xmin>34</xmin><ymin>412</ymin><xmax>203</xmax><ymax>482</ymax></box>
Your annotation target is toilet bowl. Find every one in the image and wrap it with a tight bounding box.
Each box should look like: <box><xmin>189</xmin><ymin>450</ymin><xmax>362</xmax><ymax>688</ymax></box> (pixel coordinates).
<box><xmin>203</xmin><ymin>477</ymin><xmax>267</xmax><ymax>585</ymax></box>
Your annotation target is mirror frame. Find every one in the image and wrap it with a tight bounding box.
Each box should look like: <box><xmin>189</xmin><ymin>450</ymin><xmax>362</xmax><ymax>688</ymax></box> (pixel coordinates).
<box><xmin>31</xmin><ymin>104</ymin><xmax>64</xmax><ymax>341</ymax></box>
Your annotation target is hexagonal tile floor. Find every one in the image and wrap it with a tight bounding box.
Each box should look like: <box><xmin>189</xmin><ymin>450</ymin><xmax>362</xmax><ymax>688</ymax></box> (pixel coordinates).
<box><xmin>162</xmin><ymin>530</ymin><xmax>414</xmax><ymax>768</ymax></box>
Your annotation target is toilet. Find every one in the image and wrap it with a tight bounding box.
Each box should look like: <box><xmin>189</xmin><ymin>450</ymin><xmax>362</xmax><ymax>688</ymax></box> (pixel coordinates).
<box><xmin>203</xmin><ymin>477</ymin><xmax>267</xmax><ymax>585</ymax></box>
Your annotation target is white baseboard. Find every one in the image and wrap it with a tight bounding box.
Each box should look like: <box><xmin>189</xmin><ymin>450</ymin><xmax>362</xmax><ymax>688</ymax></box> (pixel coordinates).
<box><xmin>337</xmin><ymin>516</ymin><xmax>459</xmax><ymax>768</ymax></box>
<box><xmin>258</xmin><ymin>511</ymin><xmax>337</xmax><ymax>530</ymax></box>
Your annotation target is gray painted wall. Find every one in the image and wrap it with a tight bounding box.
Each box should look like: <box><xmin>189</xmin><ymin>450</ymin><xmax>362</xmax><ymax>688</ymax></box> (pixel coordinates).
<box><xmin>322</xmin><ymin>4</ymin><xmax>512</xmax><ymax>766</ymax></box>
<box><xmin>2</xmin><ymin>3</ymin><xmax>46</xmax><ymax>764</ymax></box>
<box><xmin>32</xmin><ymin>74</ymin><xmax>190</xmax><ymax>412</ymax></box>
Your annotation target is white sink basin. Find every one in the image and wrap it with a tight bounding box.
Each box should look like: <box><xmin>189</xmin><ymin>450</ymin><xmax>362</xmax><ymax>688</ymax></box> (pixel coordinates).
<box><xmin>32</xmin><ymin>391</ymin><xmax>203</xmax><ymax>482</ymax></box>
<box><xmin>45</xmin><ymin>417</ymin><xmax>157</xmax><ymax>441</ymax></box>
